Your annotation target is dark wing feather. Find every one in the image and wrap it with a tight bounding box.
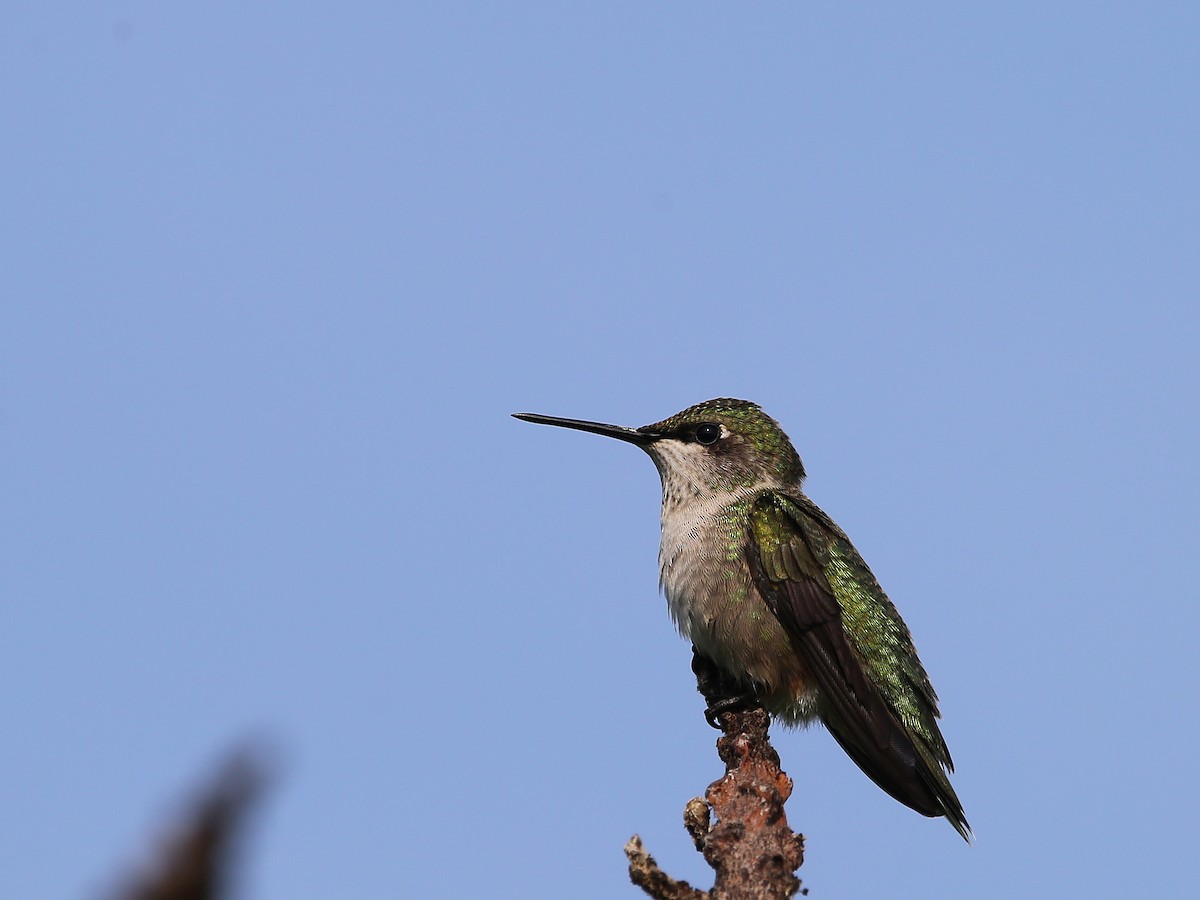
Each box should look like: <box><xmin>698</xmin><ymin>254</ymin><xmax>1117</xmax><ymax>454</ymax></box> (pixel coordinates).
<box><xmin>747</xmin><ymin>491</ymin><xmax>970</xmax><ymax>839</ymax></box>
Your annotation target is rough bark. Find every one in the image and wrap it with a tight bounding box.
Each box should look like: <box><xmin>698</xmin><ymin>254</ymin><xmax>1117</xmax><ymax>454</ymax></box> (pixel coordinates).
<box><xmin>626</xmin><ymin>649</ymin><xmax>805</xmax><ymax>899</ymax></box>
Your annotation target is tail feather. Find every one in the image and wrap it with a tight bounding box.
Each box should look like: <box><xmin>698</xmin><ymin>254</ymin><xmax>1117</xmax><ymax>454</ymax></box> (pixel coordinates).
<box><xmin>825</xmin><ymin>718</ymin><xmax>972</xmax><ymax>842</ymax></box>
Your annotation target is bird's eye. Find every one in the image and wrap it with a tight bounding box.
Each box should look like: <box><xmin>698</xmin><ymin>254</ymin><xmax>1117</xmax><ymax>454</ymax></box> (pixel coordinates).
<box><xmin>694</xmin><ymin>422</ymin><xmax>721</xmax><ymax>445</ymax></box>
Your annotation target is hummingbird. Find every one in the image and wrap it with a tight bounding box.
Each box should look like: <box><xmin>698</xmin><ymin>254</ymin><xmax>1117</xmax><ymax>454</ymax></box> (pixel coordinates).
<box><xmin>514</xmin><ymin>398</ymin><xmax>970</xmax><ymax>840</ymax></box>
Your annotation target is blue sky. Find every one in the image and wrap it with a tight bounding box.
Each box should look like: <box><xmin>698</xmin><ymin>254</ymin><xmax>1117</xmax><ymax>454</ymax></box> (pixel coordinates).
<box><xmin>3</xmin><ymin>3</ymin><xmax>1198</xmax><ymax>898</ymax></box>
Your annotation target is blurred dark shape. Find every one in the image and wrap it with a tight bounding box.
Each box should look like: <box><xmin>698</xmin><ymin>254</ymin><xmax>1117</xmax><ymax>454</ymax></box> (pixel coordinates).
<box><xmin>110</xmin><ymin>744</ymin><xmax>275</xmax><ymax>900</ymax></box>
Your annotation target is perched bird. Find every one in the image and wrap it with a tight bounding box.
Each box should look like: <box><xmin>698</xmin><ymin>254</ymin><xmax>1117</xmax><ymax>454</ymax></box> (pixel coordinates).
<box><xmin>514</xmin><ymin>398</ymin><xmax>970</xmax><ymax>840</ymax></box>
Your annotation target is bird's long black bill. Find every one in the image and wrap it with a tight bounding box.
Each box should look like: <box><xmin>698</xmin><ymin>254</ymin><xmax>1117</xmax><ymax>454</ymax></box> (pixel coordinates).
<box><xmin>512</xmin><ymin>412</ymin><xmax>658</xmax><ymax>445</ymax></box>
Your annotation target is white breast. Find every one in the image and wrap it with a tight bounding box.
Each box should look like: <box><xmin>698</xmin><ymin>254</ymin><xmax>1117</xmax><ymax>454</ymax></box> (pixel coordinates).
<box><xmin>658</xmin><ymin>491</ymin><xmax>733</xmax><ymax>639</ymax></box>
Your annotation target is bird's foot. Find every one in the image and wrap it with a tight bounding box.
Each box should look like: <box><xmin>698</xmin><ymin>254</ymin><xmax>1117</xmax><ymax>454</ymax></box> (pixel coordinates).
<box><xmin>704</xmin><ymin>694</ymin><xmax>764</xmax><ymax>729</ymax></box>
<box><xmin>691</xmin><ymin>646</ymin><xmax>765</xmax><ymax>729</ymax></box>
